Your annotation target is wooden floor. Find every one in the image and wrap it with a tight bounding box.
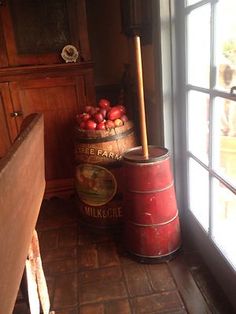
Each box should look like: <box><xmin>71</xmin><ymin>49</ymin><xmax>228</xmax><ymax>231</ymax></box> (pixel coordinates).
<box><xmin>14</xmin><ymin>197</ymin><xmax>235</xmax><ymax>314</ymax></box>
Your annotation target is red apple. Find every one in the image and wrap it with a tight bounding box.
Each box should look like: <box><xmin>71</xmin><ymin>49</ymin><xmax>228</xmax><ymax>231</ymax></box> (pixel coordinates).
<box><xmin>83</xmin><ymin>105</ymin><xmax>93</xmax><ymax>113</ymax></box>
<box><xmin>114</xmin><ymin>118</ymin><xmax>123</xmax><ymax>127</ymax></box>
<box><xmin>98</xmin><ymin>98</ymin><xmax>111</xmax><ymax>110</ymax></box>
<box><xmin>93</xmin><ymin>112</ymin><xmax>104</xmax><ymax>123</ymax></box>
<box><xmin>96</xmin><ymin>121</ymin><xmax>106</xmax><ymax>130</ymax></box>
<box><xmin>105</xmin><ymin>120</ymin><xmax>115</xmax><ymax>129</ymax></box>
<box><xmin>85</xmin><ymin>119</ymin><xmax>97</xmax><ymax>130</ymax></box>
<box><xmin>81</xmin><ymin>113</ymin><xmax>91</xmax><ymax>121</ymax></box>
<box><xmin>99</xmin><ymin>108</ymin><xmax>107</xmax><ymax>118</ymax></box>
<box><xmin>120</xmin><ymin>114</ymin><xmax>129</xmax><ymax>123</ymax></box>
<box><xmin>89</xmin><ymin>107</ymin><xmax>98</xmax><ymax>116</ymax></box>
<box><xmin>116</xmin><ymin>104</ymin><xmax>126</xmax><ymax>115</ymax></box>
<box><xmin>79</xmin><ymin>121</ymin><xmax>86</xmax><ymax>129</ymax></box>
<box><xmin>107</xmin><ymin>106</ymin><xmax>122</xmax><ymax>121</ymax></box>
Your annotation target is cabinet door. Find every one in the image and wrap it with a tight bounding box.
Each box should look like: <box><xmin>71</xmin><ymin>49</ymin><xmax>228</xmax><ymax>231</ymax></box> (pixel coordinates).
<box><xmin>0</xmin><ymin>0</ymin><xmax>91</xmax><ymax>66</ymax></box>
<box><xmin>9</xmin><ymin>76</ymin><xmax>86</xmax><ymax>194</ymax></box>
<box><xmin>0</xmin><ymin>83</ymin><xmax>18</xmax><ymax>157</ymax></box>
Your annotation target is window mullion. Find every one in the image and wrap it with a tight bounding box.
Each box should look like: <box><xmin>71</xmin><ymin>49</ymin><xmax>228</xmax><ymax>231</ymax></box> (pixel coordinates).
<box><xmin>208</xmin><ymin>0</ymin><xmax>217</xmax><ymax>237</ymax></box>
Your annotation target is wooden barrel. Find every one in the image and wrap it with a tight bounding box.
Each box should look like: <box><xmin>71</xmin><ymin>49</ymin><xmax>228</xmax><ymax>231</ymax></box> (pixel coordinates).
<box><xmin>122</xmin><ymin>146</ymin><xmax>181</xmax><ymax>261</ymax></box>
<box><xmin>74</xmin><ymin>121</ymin><xmax>136</xmax><ymax>228</ymax></box>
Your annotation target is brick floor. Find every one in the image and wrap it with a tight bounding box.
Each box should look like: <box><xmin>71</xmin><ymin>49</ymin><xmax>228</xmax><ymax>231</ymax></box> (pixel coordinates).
<box><xmin>13</xmin><ymin>197</ymin><xmax>235</xmax><ymax>314</ymax></box>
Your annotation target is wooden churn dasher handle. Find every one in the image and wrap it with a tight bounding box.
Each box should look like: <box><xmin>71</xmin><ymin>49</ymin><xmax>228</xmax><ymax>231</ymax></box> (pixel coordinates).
<box><xmin>134</xmin><ymin>35</ymin><xmax>149</xmax><ymax>159</ymax></box>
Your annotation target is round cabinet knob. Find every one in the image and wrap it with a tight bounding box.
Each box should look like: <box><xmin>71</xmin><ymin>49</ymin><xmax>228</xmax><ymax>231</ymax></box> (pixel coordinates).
<box><xmin>10</xmin><ymin>111</ymin><xmax>23</xmax><ymax>117</ymax></box>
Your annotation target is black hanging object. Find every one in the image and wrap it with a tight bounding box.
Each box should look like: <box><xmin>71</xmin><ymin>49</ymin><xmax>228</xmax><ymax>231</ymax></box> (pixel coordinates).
<box><xmin>120</xmin><ymin>0</ymin><xmax>152</xmax><ymax>44</ymax></box>
<box><xmin>230</xmin><ymin>86</ymin><xmax>236</xmax><ymax>95</ymax></box>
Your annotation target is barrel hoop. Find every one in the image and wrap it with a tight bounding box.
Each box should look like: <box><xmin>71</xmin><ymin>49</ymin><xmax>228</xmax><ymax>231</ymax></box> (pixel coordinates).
<box><xmin>75</xmin><ymin>127</ymin><xmax>134</xmax><ymax>144</ymax></box>
<box><xmin>128</xmin><ymin>246</ymin><xmax>181</xmax><ymax>258</ymax></box>
<box><xmin>127</xmin><ymin>181</ymin><xmax>174</xmax><ymax>193</ymax></box>
<box><xmin>75</xmin><ymin>160</ymin><xmax>122</xmax><ymax>169</ymax></box>
<box><xmin>123</xmin><ymin>146</ymin><xmax>169</xmax><ymax>163</ymax></box>
<box><xmin>126</xmin><ymin>211</ymin><xmax>178</xmax><ymax>227</ymax></box>
<box><xmin>122</xmin><ymin>157</ymin><xmax>169</xmax><ymax>166</ymax></box>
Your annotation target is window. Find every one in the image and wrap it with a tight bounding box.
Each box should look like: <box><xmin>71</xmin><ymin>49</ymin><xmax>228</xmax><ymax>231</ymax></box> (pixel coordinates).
<box><xmin>159</xmin><ymin>0</ymin><xmax>236</xmax><ymax>306</ymax></box>
<box><xmin>185</xmin><ymin>0</ymin><xmax>236</xmax><ymax>269</ymax></box>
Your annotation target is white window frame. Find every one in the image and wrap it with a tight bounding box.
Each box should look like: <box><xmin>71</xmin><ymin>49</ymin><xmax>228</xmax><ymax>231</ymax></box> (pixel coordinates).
<box><xmin>157</xmin><ymin>0</ymin><xmax>236</xmax><ymax>308</ymax></box>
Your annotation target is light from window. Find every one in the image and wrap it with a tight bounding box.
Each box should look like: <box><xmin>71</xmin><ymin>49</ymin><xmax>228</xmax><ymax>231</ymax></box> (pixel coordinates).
<box><xmin>187</xmin><ymin>4</ymin><xmax>210</xmax><ymax>88</ymax></box>
<box><xmin>213</xmin><ymin>97</ymin><xmax>236</xmax><ymax>186</ymax></box>
<box><xmin>212</xmin><ymin>178</ymin><xmax>236</xmax><ymax>269</ymax></box>
<box><xmin>188</xmin><ymin>158</ymin><xmax>209</xmax><ymax>231</ymax></box>
<box><xmin>187</xmin><ymin>91</ymin><xmax>209</xmax><ymax>164</ymax></box>
<box><xmin>185</xmin><ymin>0</ymin><xmax>236</xmax><ymax>270</ymax></box>
<box><xmin>187</xmin><ymin>0</ymin><xmax>200</xmax><ymax>6</ymax></box>
<box><xmin>215</xmin><ymin>0</ymin><xmax>236</xmax><ymax>92</ymax></box>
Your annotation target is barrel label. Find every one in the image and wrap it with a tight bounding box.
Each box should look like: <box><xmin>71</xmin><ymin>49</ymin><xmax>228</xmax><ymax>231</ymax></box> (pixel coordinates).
<box><xmin>81</xmin><ymin>205</ymin><xmax>122</xmax><ymax>219</ymax></box>
<box><xmin>75</xmin><ymin>145</ymin><xmax>122</xmax><ymax>161</ymax></box>
<box><xmin>75</xmin><ymin>164</ymin><xmax>117</xmax><ymax>206</ymax></box>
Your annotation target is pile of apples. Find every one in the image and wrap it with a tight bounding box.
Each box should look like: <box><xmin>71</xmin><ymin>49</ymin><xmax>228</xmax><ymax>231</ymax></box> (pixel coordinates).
<box><xmin>76</xmin><ymin>98</ymin><xmax>129</xmax><ymax>130</ymax></box>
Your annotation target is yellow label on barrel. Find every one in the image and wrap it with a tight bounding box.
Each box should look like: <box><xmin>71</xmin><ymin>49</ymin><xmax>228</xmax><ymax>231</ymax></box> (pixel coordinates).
<box><xmin>76</xmin><ymin>145</ymin><xmax>122</xmax><ymax>160</ymax></box>
<box><xmin>75</xmin><ymin>164</ymin><xmax>117</xmax><ymax>206</ymax></box>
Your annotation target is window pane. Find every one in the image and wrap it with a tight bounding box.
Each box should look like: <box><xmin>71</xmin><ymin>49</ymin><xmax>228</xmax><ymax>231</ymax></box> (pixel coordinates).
<box><xmin>187</xmin><ymin>5</ymin><xmax>210</xmax><ymax>87</ymax></box>
<box><xmin>213</xmin><ymin>97</ymin><xmax>236</xmax><ymax>186</ymax></box>
<box><xmin>9</xmin><ymin>0</ymin><xmax>71</xmax><ymax>54</ymax></box>
<box><xmin>215</xmin><ymin>0</ymin><xmax>236</xmax><ymax>92</ymax></box>
<box><xmin>212</xmin><ymin>178</ymin><xmax>236</xmax><ymax>269</ymax></box>
<box><xmin>188</xmin><ymin>158</ymin><xmax>209</xmax><ymax>231</ymax></box>
<box><xmin>187</xmin><ymin>91</ymin><xmax>209</xmax><ymax>164</ymax></box>
<box><xmin>186</xmin><ymin>0</ymin><xmax>200</xmax><ymax>6</ymax></box>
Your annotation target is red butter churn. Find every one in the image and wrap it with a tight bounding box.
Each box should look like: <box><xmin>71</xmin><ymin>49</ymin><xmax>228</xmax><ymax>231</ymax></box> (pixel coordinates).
<box><xmin>122</xmin><ymin>146</ymin><xmax>181</xmax><ymax>262</ymax></box>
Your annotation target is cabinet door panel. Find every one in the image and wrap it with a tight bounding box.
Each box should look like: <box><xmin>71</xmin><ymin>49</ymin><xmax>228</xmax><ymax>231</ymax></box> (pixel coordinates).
<box><xmin>0</xmin><ymin>97</ymin><xmax>11</xmax><ymax>157</ymax></box>
<box><xmin>0</xmin><ymin>0</ymin><xmax>91</xmax><ymax>66</ymax></box>
<box><xmin>10</xmin><ymin>77</ymin><xmax>85</xmax><ymax>182</ymax></box>
<box><xmin>0</xmin><ymin>83</ymin><xmax>18</xmax><ymax>157</ymax></box>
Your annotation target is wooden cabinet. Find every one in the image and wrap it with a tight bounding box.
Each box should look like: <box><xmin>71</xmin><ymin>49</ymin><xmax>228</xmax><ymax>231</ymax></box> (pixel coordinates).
<box><xmin>0</xmin><ymin>83</ymin><xmax>15</xmax><ymax>156</ymax></box>
<box><xmin>0</xmin><ymin>0</ymin><xmax>91</xmax><ymax>66</ymax></box>
<box><xmin>11</xmin><ymin>75</ymin><xmax>87</xmax><ymax>195</ymax></box>
<box><xmin>0</xmin><ymin>63</ymin><xmax>96</xmax><ymax>197</ymax></box>
<box><xmin>0</xmin><ymin>1</ymin><xmax>96</xmax><ymax>197</ymax></box>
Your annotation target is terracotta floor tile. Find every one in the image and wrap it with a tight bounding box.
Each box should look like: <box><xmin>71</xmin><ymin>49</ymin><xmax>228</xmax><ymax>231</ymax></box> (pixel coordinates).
<box><xmin>13</xmin><ymin>303</ymin><xmax>29</xmax><ymax>314</ymax></box>
<box><xmin>37</xmin><ymin>199</ymin><xmax>76</xmax><ymax>231</ymax></box>
<box><xmin>44</xmin><ymin>258</ymin><xmax>77</xmax><ymax>275</ymax></box>
<box><xmin>51</xmin><ymin>308</ymin><xmax>78</xmax><ymax>314</ymax></box>
<box><xmin>146</xmin><ymin>263</ymin><xmax>176</xmax><ymax>292</ymax></box>
<box><xmin>123</xmin><ymin>262</ymin><xmax>153</xmax><ymax>297</ymax></box>
<box><xmin>117</xmin><ymin>248</ymin><xmax>138</xmax><ymax>265</ymax></box>
<box><xmin>59</xmin><ymin>225</ymin><xmax>77</xmax><ymax>248</ymax></box>
<box><xmin>78</xmin><ymin>225</ymin><xmax>115</xmax><ymax>245</ymax></box>
<box><xmin>104</xmin><ymin>298</ymin><xmax>132</xmax><ymax>314</ymax></box>
<box><xmin>37</xmin><ymin>213</ymin><xmax>75</xmax><ymax>230</ymax></box>
<box><xmin>41</xmin><ymin>247</ymin><xmax>77</xmax><ymax>263</ymax></box>
<box><xmin>97</xmin><ymin>242</ymin><xmax>120</xmax><ymax>267</ymax></box>
<box><xmin>157</xmin><ymin>310</ymin><xmax>188</xmax><ymax>314</ymax></box>
<box><xmin>14</xmin><ymin>198</ymin><xmax>234</xmax><ymax>314</ymax></box>
<box><xmin>130</xmin><ymin>291</ymin><xmax>185</xmax><ymax>314</ymax></box>
<box><xmin>39</xmin><ymin>229</ymin><xmax>59</xmax><ymax>251</ymax></box>
<box><xmin>79</xmin><ymin>280</ymin><xmax>127</xmax><ymax>305</ymax></box>
<box><xmin>78</xmin><ymin>266</ymin><xmax>122</xmax><ymax>285</ymax></box>
<box><xmin>45</xmin><ymin>275</ymin><xmax>55</xmax><ymax>303</ymax></box>
<box><xmin>78</xmin><ymin>231</ymin><xmax>96</xmax><ymax>246</ymax></box>
<box><xmin>53</xmin><ymin>273</ymin><xmax>78</xmax><ymax>309</ymax></box>
<box><xmin>79</xmin><ymin>303</ymin><xmax>104</xmax><ymax>314</ymax></box>
<box><xmin>77</xmin><ymin>244</ymin><xmax>98</xmax><ymax>270</ymax></box>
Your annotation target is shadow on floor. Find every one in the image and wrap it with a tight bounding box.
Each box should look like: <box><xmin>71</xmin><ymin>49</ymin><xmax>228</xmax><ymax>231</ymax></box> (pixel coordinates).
<box><xmin>14</xmin><ymin>196</ymin><xmax>235</xmax><ymax>314</ymax></box>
